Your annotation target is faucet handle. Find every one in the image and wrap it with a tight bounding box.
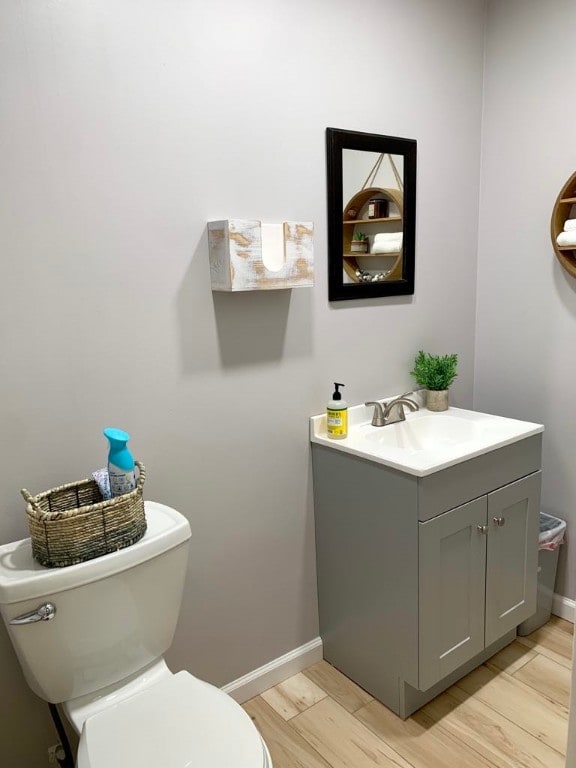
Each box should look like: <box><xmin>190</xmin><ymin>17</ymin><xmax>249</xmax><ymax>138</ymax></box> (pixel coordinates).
<box><xmin>386</xmin><ymin>391</ymin><xmax>419</xmax><ymax>407</ymax></box>
<box><xmin>365</xmin><ymin>401</ymin><xmax>385</xmax><ymax>427</ymax></box>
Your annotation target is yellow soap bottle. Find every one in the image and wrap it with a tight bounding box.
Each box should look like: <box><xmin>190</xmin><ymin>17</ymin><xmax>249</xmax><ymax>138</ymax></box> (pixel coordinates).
<box><xmin>327</xmin><ymin>382</ymin><xmax>348</xmax><ymax>439</ymax></box>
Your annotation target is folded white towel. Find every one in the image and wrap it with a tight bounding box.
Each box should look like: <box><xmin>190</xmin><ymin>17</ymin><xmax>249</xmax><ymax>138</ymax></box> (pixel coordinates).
<box><xmin>372</xmin><ymin>241</ymin><xmax>403</xmax><ymax>254</ymax></box>
<box><xmin>373</xmin><ymin>231</ymin><xmax>403</xmax><ymax>243</ymax></box>
<box><xmin>557</xmin><ymin>231</ymin><xmax>576</xmax><ymax>247</ymax></box>
<box><xmin>564</xmin><ymin>218</ymin><xmax>576</xmax><ymax>232</ymax></box>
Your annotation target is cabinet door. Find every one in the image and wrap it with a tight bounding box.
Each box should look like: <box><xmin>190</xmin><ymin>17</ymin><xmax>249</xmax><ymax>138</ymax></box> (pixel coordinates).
<box><xmin>485</xmin><ymin>472</ymin><xmax>541</xmax><ymax>646</ymax></box>
<box><xmin>418</xmin><ymin>496</ymin><xmax>487</xmax><ymax>691</ymax></box>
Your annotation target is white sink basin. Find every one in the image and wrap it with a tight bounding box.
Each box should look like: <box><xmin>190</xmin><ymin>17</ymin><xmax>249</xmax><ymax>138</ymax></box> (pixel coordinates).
<box><xmin>310</xmin><ymin>400</ymin><xmax>543</xmax><ymax>476</ymax></box>
<box><xmin>361</xmin><ymin>413</ymin><xmax>503</xmax><ymax>452</ymax></box>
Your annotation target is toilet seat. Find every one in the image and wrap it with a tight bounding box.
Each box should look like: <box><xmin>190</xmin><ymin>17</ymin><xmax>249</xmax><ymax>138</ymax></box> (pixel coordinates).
<box><xmin>77</xmin><ymin>671</ymin><xmax>269</xmax><ymax>768</ymax></box>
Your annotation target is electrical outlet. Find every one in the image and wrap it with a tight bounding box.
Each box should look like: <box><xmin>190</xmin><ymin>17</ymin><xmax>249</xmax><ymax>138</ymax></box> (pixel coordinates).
<box><xmin>47</xmin><ymin>744</ymin><xmax>61</xmax><ymax>765</ymax></box>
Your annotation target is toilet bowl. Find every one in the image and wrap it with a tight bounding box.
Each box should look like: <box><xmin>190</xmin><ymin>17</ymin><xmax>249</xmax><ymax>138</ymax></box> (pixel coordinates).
<box><xmin>74</xmin><ymin>671</ymin><xmax>272</xmax><ymax>768</ymax></box>
<box><xmin>0</xmin><ymin>501</ymin><xmax>272</xmax><ymax>767</ymax></box>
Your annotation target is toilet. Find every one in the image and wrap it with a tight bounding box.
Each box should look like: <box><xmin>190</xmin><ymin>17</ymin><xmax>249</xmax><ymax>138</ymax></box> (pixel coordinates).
<box><xmin>0</xmin><ymin>501</ymin><xmax>272</xmax><ymax>767</ymax></box>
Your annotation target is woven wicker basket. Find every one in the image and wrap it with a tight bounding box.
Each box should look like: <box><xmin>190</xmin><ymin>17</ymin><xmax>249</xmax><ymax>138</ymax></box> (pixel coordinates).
<box><xmin>21</xmin><ymin>462</ymin><xmax>147</xmax><ymax>568</ymax></box>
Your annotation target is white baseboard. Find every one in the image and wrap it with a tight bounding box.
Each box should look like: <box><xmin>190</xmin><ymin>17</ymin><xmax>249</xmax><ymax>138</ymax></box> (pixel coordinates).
<box><xmin>222</xmin><ymin>593</ymin><xmax>574</xmax><ymax>704</ymax></box>
<box><xmin>552</xmin><ymin>593</ymin><xmax>575</xmax><ymax>623</ymax></box>
<box><xmin>222</xmin><ymin>636</ymin><xmax>323</xmax><ymax>703</ymax></box>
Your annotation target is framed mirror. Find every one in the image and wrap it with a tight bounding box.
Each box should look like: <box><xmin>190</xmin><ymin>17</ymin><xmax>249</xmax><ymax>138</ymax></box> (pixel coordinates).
<box><xmin>326</xmin><ymin>127</ymin><xmax>417</xmax><ymax>301</ymax></box>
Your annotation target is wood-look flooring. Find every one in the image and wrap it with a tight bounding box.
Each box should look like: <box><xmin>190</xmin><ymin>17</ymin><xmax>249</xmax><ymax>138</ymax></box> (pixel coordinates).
<box><xmin>244</xmin><ymin>617</ymin><xmax>572</xmax><ymax>768</ymax></box>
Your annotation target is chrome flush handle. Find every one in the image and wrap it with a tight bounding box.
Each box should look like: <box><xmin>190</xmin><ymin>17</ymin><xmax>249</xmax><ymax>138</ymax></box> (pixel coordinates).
<box><xmin>9</xmin><ymin>602</ymin><xmax>56</xmax><ymax>625</ymax></box>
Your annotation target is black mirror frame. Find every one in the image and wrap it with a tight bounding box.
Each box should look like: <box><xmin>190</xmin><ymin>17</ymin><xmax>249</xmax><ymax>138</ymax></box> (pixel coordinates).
<box><xmin>326</xmin><ymin>127</ymin><xmax>417</xmax><ymax>301</ymax></box>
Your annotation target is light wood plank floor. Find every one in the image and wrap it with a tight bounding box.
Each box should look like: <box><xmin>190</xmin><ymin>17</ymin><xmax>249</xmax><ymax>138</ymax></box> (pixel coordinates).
<box><xmin>244</xmin><ymin>616</ymin><xmax>572</xmax><ymax>768</ymax></box>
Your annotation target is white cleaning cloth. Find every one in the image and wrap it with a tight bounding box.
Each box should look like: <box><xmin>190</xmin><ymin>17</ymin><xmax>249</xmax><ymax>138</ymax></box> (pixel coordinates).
<box><xmin>557</xmin><ymin>231</ymin><xmax>576</xmax><ymax>247</ymax></box>
<box><xmin>92</xmin><ymin>468</ymin><xmax>112</xmax><ymax>500</ymax></box>
<box><xmin>564</xmin><ymin>218</ymin><xmax>576</xmax><ymax>232</ymax></box>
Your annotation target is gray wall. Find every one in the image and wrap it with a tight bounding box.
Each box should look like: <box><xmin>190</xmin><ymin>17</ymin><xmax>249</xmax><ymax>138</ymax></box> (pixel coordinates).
<box><xmin>0</xmin><ymin>1</ymin><xmax>485</xmax><ymax>765</ymax></box>
<box><xmin>475</xmin><ymin>0</ymin><xmax>576</xmax><ymax>599</ymax></box>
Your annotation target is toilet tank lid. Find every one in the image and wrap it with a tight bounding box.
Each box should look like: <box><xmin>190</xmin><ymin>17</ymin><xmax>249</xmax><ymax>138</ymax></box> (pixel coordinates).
<box><xmin>0</xmin><ymin>501</ymin><xmax>191</xmax><ymax>605</ymax></box>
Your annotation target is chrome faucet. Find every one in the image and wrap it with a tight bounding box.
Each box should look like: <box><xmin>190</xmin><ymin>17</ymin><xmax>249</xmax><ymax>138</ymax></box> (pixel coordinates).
<box><xmin>365</xmin><ymin>392</ymin><xmax>420</xmax><ymax>427</ymax></box>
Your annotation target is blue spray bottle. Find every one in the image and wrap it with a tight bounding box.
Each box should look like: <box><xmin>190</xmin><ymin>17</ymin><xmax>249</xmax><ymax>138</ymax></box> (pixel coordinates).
<box><xmin>103</xmin><ymin>427</ymin><xmax>136</xmax><ymax>497</ymax></box>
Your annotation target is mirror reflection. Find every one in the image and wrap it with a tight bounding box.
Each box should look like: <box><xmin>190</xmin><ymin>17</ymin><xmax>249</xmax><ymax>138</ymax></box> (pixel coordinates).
<box><xmin>326</xmin><ymin>128</ymin><xmax>416</xmax><ymax>301</ymax></box>
<box><xmin>342</xmin><ymin>150</ymin><xmax>405</xmax><ymax>284</ymax></box>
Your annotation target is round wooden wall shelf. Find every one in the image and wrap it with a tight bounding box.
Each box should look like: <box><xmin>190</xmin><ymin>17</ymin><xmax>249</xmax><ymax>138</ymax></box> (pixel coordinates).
<box><xmin>551</xmin><ymin>170</ymin><xmax>576</xmax><ymax>278</ymax></box>
<box><xmin>342</xmin><ymin>186</ymin><xmax>404</xmax><ymax>283</ymax></box>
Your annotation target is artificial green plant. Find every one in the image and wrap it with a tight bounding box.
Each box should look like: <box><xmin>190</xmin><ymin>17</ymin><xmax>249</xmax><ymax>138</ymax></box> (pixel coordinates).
<box><xmin>410</xmin><ymin>350</ymin><xmax>458</xmax><ymax>391</ymax></box>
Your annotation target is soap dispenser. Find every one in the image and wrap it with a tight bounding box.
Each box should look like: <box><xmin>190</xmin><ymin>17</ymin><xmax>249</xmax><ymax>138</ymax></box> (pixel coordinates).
<box><xmin>327</xmin><ymin>382</ymin><xmax>348</xmax><ymax>439</ymax></box>
<box><xmin>104</xmin><ymin>427</ymin><xmax>136</xmax><ymax>497</ymax></box>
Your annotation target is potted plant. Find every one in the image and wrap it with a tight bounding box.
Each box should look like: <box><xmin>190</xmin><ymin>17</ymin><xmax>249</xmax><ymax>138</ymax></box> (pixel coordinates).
<box><xmin>410</xmin><ymin>350</ymin><xmax>458</xmax><ymax>412</ymax></box>
<box><xmin>351</xmin><ymin>231</ymin><xmax>369</xmax><ymax>253</ymax></box>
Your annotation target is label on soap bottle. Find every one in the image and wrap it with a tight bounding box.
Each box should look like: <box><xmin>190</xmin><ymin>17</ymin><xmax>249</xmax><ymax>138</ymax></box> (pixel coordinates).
<box><xmin>327</xmin><ymin>408</ymin><xmax>348</xmax><ymax>439</ymax></box>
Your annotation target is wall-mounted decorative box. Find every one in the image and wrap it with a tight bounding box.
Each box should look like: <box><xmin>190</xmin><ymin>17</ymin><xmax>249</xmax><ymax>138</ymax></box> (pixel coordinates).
<box><xmin>208</xmin><ymin>219</ymin><xmax>314</xmax><ymax>291</ymax></box>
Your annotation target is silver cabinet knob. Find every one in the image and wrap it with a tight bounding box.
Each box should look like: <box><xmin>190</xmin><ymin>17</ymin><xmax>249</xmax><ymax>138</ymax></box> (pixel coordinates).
<box><xmin>493</xmin><ymin>517</ymin><xmax>506</xmax><ymax>527</ymax></box>
<box><xmin>477</xmin><ymin>525</ymin><xmax>489</xmax><ymax>534</ymax></box>
<box><xmin>9</xmin><ymin>603</ymin><xmax>56</xmax><ymax>625</ymax></box>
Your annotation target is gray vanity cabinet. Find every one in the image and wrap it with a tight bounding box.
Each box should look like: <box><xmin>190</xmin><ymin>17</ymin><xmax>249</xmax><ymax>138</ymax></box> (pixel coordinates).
<box><xmin>418</xmin><ymin>473</ymin><xmax>540</xmax><ymax>691</ymax></box>
<box><xmin>418</xmin><ymin>496</ymin><xmax>487</xmax><ymax>691</ymax></box>
<box><xmin>485</xmin><ymin>474</ymin><xmax>540</xmax><ymax>643</ymax></box>
<box><xmin>312</xmin><ymin>434</ymin><xmax>542</xmax><ymax>718</ymax></box>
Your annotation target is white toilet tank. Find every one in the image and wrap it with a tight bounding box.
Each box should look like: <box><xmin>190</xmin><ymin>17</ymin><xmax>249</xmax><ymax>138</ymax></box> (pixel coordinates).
<box><xmin>0</xmin><ymin>502</ymin><xmax>191</xmax><ymax>704</ymax></box>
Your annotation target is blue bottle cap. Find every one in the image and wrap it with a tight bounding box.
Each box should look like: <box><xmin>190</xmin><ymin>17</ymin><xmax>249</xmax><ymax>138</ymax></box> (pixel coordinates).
<box><xmin>103</xmin><ymin>427</ymin><xmax>131</xmax><ymax>443</ymax></box>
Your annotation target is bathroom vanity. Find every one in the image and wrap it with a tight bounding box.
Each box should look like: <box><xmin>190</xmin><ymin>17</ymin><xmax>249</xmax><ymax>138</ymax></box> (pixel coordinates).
<box><xmin>310</xmin><ymin>402</ymin><xmax>543</xmax><ymax>718</ymax></box>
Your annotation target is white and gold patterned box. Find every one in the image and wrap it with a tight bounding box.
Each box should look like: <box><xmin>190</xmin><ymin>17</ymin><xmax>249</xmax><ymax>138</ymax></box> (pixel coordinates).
<box><xmin>208</xmin><ymin>219</ymin><xmax>314</xmax><ymax>291</ymax></box>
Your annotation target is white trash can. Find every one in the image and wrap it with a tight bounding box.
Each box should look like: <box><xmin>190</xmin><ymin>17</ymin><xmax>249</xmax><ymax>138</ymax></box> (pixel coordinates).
<box><xmin>517</xmin><ymin>512</ymin><xmax>567</xmax><ymax>636</ymax></box>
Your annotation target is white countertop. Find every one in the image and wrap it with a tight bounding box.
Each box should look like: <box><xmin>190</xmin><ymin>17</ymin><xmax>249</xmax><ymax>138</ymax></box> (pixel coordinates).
<box><xmin>310</xmin><ymin>399</ymin><xmax>543</xmax><ymax>477</ymax></box>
